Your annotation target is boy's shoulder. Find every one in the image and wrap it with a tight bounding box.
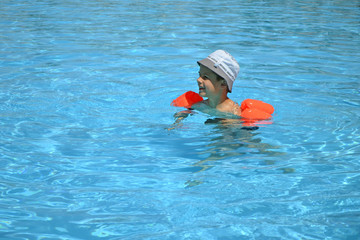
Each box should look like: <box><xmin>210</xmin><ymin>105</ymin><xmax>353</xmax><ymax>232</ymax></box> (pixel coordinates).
<box><xmin>217</xmin><ymin>99</ymin><xmax>241</xmax><ymax>115</ymax></box>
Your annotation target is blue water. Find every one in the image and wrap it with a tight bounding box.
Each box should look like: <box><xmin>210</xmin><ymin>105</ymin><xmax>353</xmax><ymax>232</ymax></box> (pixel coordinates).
<box><xmin>1</xmin><ymin>0</ymin><xmax>360</xmax><ymax>239</ymax></box>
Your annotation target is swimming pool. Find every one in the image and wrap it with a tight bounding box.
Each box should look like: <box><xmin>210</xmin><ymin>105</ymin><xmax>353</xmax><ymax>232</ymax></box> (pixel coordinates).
<box><xmin>1</xmin><ymin>0</ymin><xmax>360</xmax><ymax>239</ymax></box>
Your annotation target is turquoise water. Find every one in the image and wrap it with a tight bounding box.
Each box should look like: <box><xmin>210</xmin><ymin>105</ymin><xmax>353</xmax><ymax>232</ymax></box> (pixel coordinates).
<box><xmin>1</xmin><ymin>0</ymin><xmax>360</xmax><ymax>239</ymax></box>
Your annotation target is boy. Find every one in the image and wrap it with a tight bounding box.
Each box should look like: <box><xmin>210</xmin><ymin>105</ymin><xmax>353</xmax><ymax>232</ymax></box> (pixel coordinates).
<box><xmin>170</xmin><ymin>50</ymin><xmax>274</xmax><ymax>129</ymax></box>
<box><xmin>169</xmin><ymin>50</ymin><xmax>241</xmax><ymax>129</ymax></box>
<box><xmin>192</xmin><ymin>49</ymin><xmax>241</xmax><ymax>116</ymax></box>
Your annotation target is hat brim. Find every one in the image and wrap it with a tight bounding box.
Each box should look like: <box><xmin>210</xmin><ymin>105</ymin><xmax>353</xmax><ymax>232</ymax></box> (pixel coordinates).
<box><xmin>197</xmin><ymin>58</ymin><xmax>233</xmax><ymax>93</ymax></box>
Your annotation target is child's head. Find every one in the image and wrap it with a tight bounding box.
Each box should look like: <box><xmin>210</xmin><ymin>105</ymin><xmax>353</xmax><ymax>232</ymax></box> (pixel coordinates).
<box><xmin>197</xmin><ymin>50</ymin><xmax>240</xmax><ymax>93</ymax></box>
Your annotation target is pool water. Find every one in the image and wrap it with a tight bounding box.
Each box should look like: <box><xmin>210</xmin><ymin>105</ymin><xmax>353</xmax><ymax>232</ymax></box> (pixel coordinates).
<box><xmin>1</xmin><ymin>0</ymin><xmax>360</xmax><ymax>239</ymax></box>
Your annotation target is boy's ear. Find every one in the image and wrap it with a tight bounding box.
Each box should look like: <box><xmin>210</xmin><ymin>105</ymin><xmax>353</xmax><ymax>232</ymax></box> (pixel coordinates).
<box><xmin>221</xmin><ymin>80</ymin><xmax>229</xmax><ymax>92</ymax></box>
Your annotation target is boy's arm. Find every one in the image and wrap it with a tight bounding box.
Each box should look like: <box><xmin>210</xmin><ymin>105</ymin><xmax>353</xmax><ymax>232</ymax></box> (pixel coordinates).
<box><xmin>167</xmin><ymin>109</ymin><xmax>194</xmax><ymax>130</ymax></box>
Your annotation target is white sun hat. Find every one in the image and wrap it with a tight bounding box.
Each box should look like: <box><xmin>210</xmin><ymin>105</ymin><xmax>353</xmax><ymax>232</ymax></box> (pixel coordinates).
<box><xmin>197</xmin><ymin>50</ymin><xmax>240</xmax><ymax>93</ymax></box>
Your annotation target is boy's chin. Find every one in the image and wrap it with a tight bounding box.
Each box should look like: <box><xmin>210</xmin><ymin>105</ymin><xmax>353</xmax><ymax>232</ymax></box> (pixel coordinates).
<box><xmin>199</xmin><ymin>91</ymin><xmax>206</xmax><ymax>97</ymax></box>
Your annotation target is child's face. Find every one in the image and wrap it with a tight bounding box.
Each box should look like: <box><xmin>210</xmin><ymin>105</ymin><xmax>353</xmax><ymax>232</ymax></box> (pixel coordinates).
<box><xmin>197</xmin><ymin>65</ymin><xmax>222</xmax><ymax>98</ymax></box>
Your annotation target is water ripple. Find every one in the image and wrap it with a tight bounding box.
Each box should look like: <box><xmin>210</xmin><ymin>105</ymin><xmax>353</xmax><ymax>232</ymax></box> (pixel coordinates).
<box><xmin>1</xmin><ymin>0</ymin><xmax>360</xmax><ymax>239</ymax></box>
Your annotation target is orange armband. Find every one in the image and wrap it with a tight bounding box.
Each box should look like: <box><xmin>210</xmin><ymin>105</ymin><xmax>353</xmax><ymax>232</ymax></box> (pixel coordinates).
<box><xmin>171</xmin><ymin>91</ymin><xmax>203</xmax><ymax>108</ymax></box>
<box><xmin>240</xmin><ymin>99</ymin><xmax>274</xmax><ymax>120</ymax></box>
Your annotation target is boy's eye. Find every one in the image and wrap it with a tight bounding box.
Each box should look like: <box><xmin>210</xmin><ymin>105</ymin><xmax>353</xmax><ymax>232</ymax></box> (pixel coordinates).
<box><xmin>199</xmin><ymin>72</ymin><xmax>210</xmax><ymax>80</ymax></box>
<box><xmin>199</xmin><ymin>73</ymin><xmax>208</xmax><ymax>79</ymax></box>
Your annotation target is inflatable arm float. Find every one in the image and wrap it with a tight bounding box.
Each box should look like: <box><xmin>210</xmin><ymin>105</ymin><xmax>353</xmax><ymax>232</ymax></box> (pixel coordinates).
<box><xmin>171</xmin><ymin>91</ymin><xmax>274</xmax><ymax>120</ymax></box>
